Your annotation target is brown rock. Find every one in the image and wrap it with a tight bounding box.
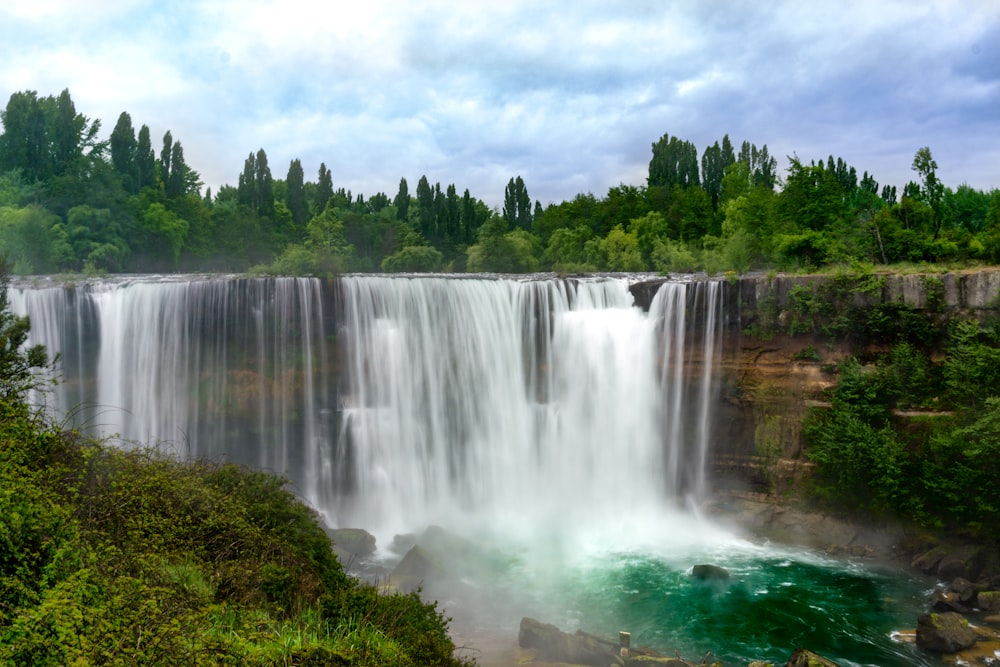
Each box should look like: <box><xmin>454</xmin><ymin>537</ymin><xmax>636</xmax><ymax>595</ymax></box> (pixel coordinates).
<box><xmin>930</xmin><ymin>589</ymin><xmax>970</xmax><ymax>614</ymax></box>
<box><xmin>978</xmin><ymin>591</ymin><xmax>1000</xmax><ymax>613</ymax></box>
<box><xmin>784</xmin><ymin>648</ymin><xmax>840</xmax><ymax>666</ymax></box>
<box><xmin>518</xmin><ymin>617</ymin><xmax>619</xmax><ymax>666</ymax></box>
<box><xmin>915</xmin><ymin>612</ymin><xmax>977</xmax><ymax>653</ymax></box>
<box><xmin>938</xmin><ymin>545</ymin><xmax>984</xmax><ymax>581</ymax></box>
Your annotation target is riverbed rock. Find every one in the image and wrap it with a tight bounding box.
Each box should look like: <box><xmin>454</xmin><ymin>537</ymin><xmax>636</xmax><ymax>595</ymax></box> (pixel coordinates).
<box><xmin>691</xmin><ymin>564</ymin><xmax>730</xmax><ymax>580</ymax></box>
<box><xmin>915</xmin><ymin>612</ymin><xmax>978</xmax><ymax>653</ymax></box>
<box><xmin>784</xmin><ymin>648</ymin><xmax>839</xmax><ymax>666</ymax></box>
<box><xmin>977</xmin><ymin>590</ymin><xmax>1000</xmax><ymax>613</ymax></box>
<box><xmin>784</xmin><ymin>648</ymin><xmax>840</xmax><ymax>666</ymax></box>
<box><xmin>327</xmin><ymin>528</ymin><xmax>376</xmax><ymax>557</ymax></box>
<box><xmin>390</xmin><ymin>545</ymin><xmax>446</xmax><ymax>592</ymax></box>
<box><xmin>937</xmin><ymin>544</ymin><xmax>985</xmax><ymax>581</ymax></box>
<box><xmin>947</xmin><ymin>577</ymin><xmax>980</xmax><ymax>605</ymax></box>
<box><xmin>912</xmin><ymin>545</ymin><xmax>948</xmax><ymax>575</ymax></box>
<box><xmin>518</xmin><ymin>617</ymin><xmax>621</xmax><ymax>666</ymax></box>
<box><xmin>930</xmin><ymin>588</ymin><xmax>970</xmax><ymax>614</ymax></box>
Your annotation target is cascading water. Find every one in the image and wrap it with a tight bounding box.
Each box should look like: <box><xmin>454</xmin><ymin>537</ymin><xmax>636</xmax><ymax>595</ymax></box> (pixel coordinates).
<box><xmin>9</xmin><ymin>274</ymin><xmax>938</xmax><ymax>666</ymax></box>
<box><xmin>10</xmin><ymin>277</ymin><xmax>334</xmax><ymax>505</ymax></box>
<box><xmin>334</xmin><ymin>276</ymin><xmax>720</xmax><ymax>542</ymax></box>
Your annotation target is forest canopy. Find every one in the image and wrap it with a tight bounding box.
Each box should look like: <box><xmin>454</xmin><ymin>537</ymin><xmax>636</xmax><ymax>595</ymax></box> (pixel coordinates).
<box><xmin>1</xmin><ymin>89</ymin><xmax>998</xmax><ymax>276</ymax></box>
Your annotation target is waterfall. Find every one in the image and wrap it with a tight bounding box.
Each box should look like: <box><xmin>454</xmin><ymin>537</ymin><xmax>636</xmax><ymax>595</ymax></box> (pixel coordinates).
<box><xmin>335</xmin><ymin>275</ymin><xmax>723</xmax><ymax>541</ymax></box>
<box><xmin>10</xmin><ymin>274</ymin><xmax>723</xmax><ymax>542</ymax></box>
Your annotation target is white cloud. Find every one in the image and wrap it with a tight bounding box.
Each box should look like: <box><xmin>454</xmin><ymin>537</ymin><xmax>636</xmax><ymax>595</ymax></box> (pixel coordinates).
<box><xmin>1</xmin><ymin>0</ymin><xmax>998</xmax><ymax>205</ymax></box>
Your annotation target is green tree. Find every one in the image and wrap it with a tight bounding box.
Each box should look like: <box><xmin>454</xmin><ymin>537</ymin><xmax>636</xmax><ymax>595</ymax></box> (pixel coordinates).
<box><xmin>0</xmin><ymin>89</ymin><xmax>102</xmax><ymax>182</ymax></box>
<box><xmin>166</xmin><ymin>140</ymin><xmax>199</xmax><ymax>198</ymax></box>
<box><xmin>109</xmin><ymin>112</ymin><xmax>138</xmax><ymax>193</ymax></box>
<box><xmin>911</xmin><ymin>147</ymin><xmax>944</xmax><ymax>236</ymax></box>
<box><xmin>543</xmin><ymin>225</ymin><xmax>594</xmax><ymax>272</ymax></box>
<box><xmin>599</xmin><ymin>225</ymin><xmax>645</xmax><ymax>271</ymax></box>
<box><xmin>315</xmin><ymin>162</ymin><xmax>333</xmax><ymax>214</ymax></box>
<box><xmin>305</xmin><ymin>207</ymin><xmax>354</xmax><ymax>275</ymax></box>
<box><xmin>466</xmin><ymin>217</ymin><xmax>540</xmax><ymax>273</ymax></box>
<box><xmin>139</xmin><ymin>202</ymin><xmax>188</xmax><ymax>268</ymax></box>
<box><xmin>701</xmin><ymin>134</ymin><xmax>736</xmax><ymax>209</ymax></box>
<box><xmin>286</xmin><ymin>159</ymin><xmax>308</xmax><ymax>229</ymax></box>
<box><xmin>0</xmin><ymin>205</ymin><xmax>73</xmax><ymax>274</ymax></box>
<box><xmin>393</xmin><ymin>177</ymin><xmax>409</xmax><ymax>222</ymax></box>
<box><xmin>135</xmin><ymin>125</ymin><xmax>156</xmax><ymax>190</ymax></box>
<box><xmin>415</xmin><ymin>175</ymin><xmax>435</xmax><ymax>241</ymax></box>
<box><xmin>381</xmin><ymin>245</ymin><xmax>444</xmax><ymax>272</ymax></box>
<box><xmin>159</xmin><ymin>130</ymin><xmax>173</xmax><ymax>186</ymax></box>
<box><xmin>629</xmin><ymin>211</ymin><xmax>670</xmax><ymax>265</ymax></box>
<box><xmin>648</xmin><ymin>133</ymin><xmax>700</xmax><ymax>189</ymax></box>
<box><xmin>502</xmin><ymin>175</ymin><xmax>532</xmax><ymax>231</ymax></box>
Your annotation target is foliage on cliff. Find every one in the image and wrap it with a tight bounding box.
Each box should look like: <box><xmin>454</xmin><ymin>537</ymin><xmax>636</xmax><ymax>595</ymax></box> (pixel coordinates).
<box><xmin>0</xmin><ymin>261</ymin><xmax>470</xmax><ymax>665</ymax></box>
<box><xmin>800</xmin><ymin>282</ymin><xmax>1000</xmax><ymax>540</ymax></box>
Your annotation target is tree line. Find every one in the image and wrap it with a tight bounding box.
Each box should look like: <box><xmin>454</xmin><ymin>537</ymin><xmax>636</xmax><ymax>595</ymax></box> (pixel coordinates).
<box><xmin>2</xmin><ymin>88</ymin><xmax>999</xmax><ymax>276</ymax></box>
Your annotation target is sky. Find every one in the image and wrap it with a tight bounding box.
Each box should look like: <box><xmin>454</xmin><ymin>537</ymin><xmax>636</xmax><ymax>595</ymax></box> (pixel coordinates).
<box><xmin>1</xmin><ymin>0</ymin><xmax>998</xmax><ymax>209</ymax></box>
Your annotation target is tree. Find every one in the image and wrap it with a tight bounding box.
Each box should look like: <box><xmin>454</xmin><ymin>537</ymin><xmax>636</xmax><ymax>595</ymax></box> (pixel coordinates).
<box><xmin>912</xmin><ymin>147</ymin><xmax>944</xmax><ymax>237</ymax></box>
<box><xmin>701</xmin><ymin>135</ymin><xmax>736</xmax><ymax>209</ymax></box>
<box><xmin>466</xmin><ymin>216</ymin><xmax>540</xmax><ymax>272</ymax></box>
<box><xmin>0</xmin><ymin>89</ymin><xmax>101</xmax><ymax>182</ymax></box>
<box><xmin>315</xmin><ymin>162</ymin><xmax>333</xmax><ymax>214</ymax></box>
<box><xmin>237</xmin><ymin>149</ymin><xmax>275</xmax><ymax>219</ymax></box>
<box><xmin>393</xmin><ymin>177</ymin><xmax>409</xmax><ymax>221</ymax></box>
<box><xmin>599</xmin><ymin>225</ymin><xmax>645</xmax><ymax>271</ymax></box>
<box><xmin>415</xmin><ymin>175</ymin><xmax>435</xmax><ymax>240</ymax></box>
<box><xmin>166</xmin><ymin>140</ymin><xmax>190</xmax><ymax>198</ymax></box>
<box><xmin>501</xmin><ymin>176</ymin><xmax>533</xmax><ymax>231</ymax></box>
<box><xmin>737</xmin><ymin>141</ymin><xmax>777</xmax><ymax>190</ymax></box>
<box><xmin>159</xmin><ymin>131</ymin><xmax>173</xmax><ymax>186</ymax></box>
<box><xmin>648</xmin><ymin>133</ymin><xmax>700</xmax><ymax>189</ymax></box>
<box><xmin>109</xmin><ymin>112</ymin><xmax>138</xmax><ymax>193</ymax></box>
<box><xmin>254</xmin><ymin>148</ymin><xmax>274</xmax><ymax>219</ymax></box>
<box><xmin>443</xmin><ymin>184</ymin><xmax>460</xmax><ymax>245</ymax></box>
<box><xmin>286</xmin><ymin>159</ymin><xmax>308</xmax><ymax>229</ymax></box>
<box><xmin>135</xmin><ymin>125</ymin><xmax>156</xmax><ymax>190</ymax></box>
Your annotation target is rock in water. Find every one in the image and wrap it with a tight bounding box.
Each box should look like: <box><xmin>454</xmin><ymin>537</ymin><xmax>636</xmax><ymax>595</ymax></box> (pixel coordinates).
<box><xmin>691</xmin><ymin>564</ymin><xmax>730</xmax><ymax>580</ymax></box>
<box><xmin>518</xmin><ymin>617</ymin><xmax>618</xmax><ymax>666</ymax></box>
<box><xmin>327</xmin><ymin>528</ymin><xmax>376</xmax><ymax>557</ymax></box>
<box><xmin>915</xmin><ymin>612</ymin><xmax>977</xmax><ymax>653</ymax></box>
<box><xmin>785</xmin><ymin>648</ymin><xmax>840</xmax><ymax>666</ymax></box>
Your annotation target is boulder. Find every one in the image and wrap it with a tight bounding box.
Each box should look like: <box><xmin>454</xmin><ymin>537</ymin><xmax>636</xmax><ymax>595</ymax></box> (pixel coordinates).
<box><xmin>327</xmin><ymin>528</ymin><xmax>376</xmax><ymax>557</ymax></box>
<box><xmin>518</xmin><ymin>617</ymin><xmax>620</xmax><ymax>666</ymax></box>
<box><xmin>691</xmin><ymin>564</ymin><xmax>730</xmax><ymax>580</ymax></box>
<box><xmin>915</xmin><ymin>612</ymin><xmax>978</xmax><ymax>653</ymax></box>
<box><xmin>946</xmin><ymin>577</ymin><xmax>980</xmax><ymax>605</ymax></box>
<box><xmin>977</xmin><ymin>591</ymin><xmax>1000</xmax><ymax>613</ymax></box>
<box><xmin>930</xmin><ymin>589</ymin><xmax>970</xmax><ymax>614</ymax></box>
<box><xmin>937</xmin><ymin>545</ymin><xmax>984</xmax><ymax>581</ymax></box>
<box><xmin>784</xmin><ymin>648</ymin><xmax>840</xmax><ymax>666</ymax></box>
<box><xmin>389</xmin><ymin>545</ymin><xmax>446</xmax><ymax>592</ymax></box>
<box><xmin>912</xmin><ymin>545</ymin><xmax>948</xmax><ymax>575</ymax></box>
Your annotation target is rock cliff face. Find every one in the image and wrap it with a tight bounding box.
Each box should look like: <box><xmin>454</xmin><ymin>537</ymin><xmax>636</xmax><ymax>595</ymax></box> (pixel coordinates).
<box><xmin>631</xmin><ymin>269</ymin><xmax>1000</xmax><ymax>498</ymax></box>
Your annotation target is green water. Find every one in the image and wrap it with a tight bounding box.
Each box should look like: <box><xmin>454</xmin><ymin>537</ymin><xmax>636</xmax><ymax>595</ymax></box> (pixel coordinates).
<box><xmin>500</xmin><ymin>543</ymin><xmax>940</xmax><ymax>666</ymax></box>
